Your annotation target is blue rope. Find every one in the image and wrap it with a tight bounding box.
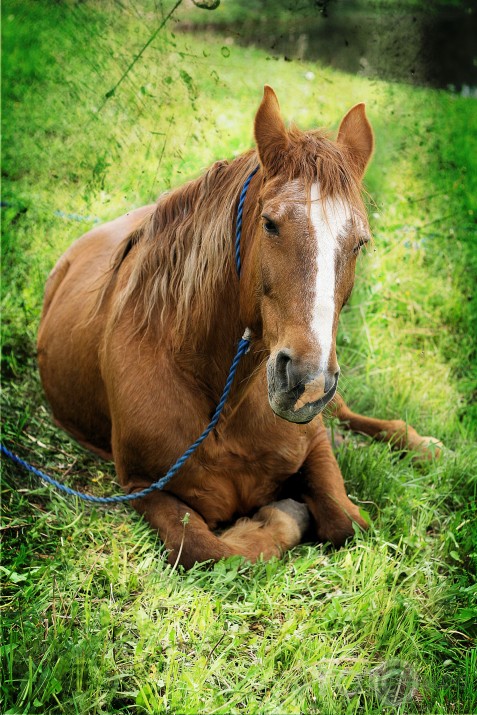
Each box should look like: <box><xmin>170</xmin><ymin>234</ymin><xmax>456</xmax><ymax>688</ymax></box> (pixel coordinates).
<box><xmin>1</xmin><ymin>168</ymin><xmax>260</xmax><ymax>505</ymax></box>
<box><xmin>1</xmin><ymin>201</ymin><xmax>100</xmax><ymax>224</ymax></box>
<box><xmin>1</xmin><ymin>334</ymin><xmax>251</xmax><ymax>504</ymax></box>
<box><xmin>235</xmin><ymin>166</ymin><xmax>259</xmax><ymax>275</ymax></box>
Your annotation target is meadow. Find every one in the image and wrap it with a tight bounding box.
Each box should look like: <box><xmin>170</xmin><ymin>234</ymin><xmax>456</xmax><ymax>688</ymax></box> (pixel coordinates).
<box><xmin>1</xmin><ymin>1</ymin><xmax>476</xmax><ymax>713</ymax></box>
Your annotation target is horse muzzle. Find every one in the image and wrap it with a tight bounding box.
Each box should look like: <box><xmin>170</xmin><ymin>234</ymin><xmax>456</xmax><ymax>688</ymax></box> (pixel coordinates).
<box><xmin>266</xmin><ymin>349</ymin><xmax>340</xmax><ymax>423</ymax></box>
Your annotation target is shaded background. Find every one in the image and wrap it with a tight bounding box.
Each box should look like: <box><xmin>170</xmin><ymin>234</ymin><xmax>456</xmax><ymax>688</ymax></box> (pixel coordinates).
<box><xmin>182</xmin><ymin>0</ymin><xmax>477</xmax><ymax>93</ymax></box>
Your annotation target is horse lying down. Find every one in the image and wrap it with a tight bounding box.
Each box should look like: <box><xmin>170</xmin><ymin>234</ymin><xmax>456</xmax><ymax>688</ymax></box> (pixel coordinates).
<box><xmin>37</xmin><ymin>86</ymin><xmax>441</xmax><ymax>568</ymax></box>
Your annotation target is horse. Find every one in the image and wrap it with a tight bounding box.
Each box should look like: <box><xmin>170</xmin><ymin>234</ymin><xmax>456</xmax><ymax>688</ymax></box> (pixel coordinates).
<box><xmin>37</xmin><ymin>86</ymin><xmax>440</xmax><ymax>568</ymax></box>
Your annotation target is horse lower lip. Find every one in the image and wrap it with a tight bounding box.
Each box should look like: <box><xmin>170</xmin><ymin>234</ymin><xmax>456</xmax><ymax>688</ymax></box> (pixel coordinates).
<box><xmin>269</xmin><ymin>380</ymin><xmax>338</xmax><ymax>423</ymax></box>
<box><xmin>269</xmin><ymin>395</ymin><xmax>326</xmax><ymax>423</ymax></box>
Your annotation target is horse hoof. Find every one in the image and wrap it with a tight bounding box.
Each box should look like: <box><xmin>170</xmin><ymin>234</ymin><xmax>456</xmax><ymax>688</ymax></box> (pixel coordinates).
<box><xmin>412</xmin><ymin>436</ymin><xmax>443</xmax><ymax>461</ymax></box>
<box><xmin>260</xmin><ymin>498</ymin><xmax>311</xmax><ymax>537</ymax></box>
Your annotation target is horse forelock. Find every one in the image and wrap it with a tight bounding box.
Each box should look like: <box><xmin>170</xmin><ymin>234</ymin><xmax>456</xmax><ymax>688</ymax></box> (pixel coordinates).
<box><xmin>264</xmin><ymin>127</ymin><xmax>368</xmax><ymax>221</ymax></box>
<box><xmin>104</xmin><ymin>127</ymin><xmax>367</xmax><ymax>346</ymax></box>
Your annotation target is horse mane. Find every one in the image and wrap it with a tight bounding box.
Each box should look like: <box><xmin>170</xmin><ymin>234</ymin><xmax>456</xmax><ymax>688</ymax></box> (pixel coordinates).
<box><xmin>100</xmin><ymin>127</ymin><xmax>367</xmax><ymax>345</ymax></box>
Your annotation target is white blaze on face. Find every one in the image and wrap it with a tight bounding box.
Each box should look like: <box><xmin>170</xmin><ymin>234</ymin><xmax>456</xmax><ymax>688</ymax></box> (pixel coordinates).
<box><xmin>309</xmin><ymin>183</ymin><xmax>350</xmax><ymax>371</ymax></box>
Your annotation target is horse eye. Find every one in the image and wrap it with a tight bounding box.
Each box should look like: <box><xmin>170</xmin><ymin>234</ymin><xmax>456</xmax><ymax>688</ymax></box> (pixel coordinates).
<box><xmin>353</xmin><ymin>236</ymin><xmax>369</xmax><ymax>254</ymax></box>
<box><xmin>262</xmin><ymin>217</ymin><xmax>279</xmax><ymax>235</ymax></box>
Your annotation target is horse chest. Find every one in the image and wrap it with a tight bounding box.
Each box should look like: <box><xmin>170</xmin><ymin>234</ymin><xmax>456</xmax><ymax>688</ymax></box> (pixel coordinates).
<box><xmin>180</xmin><ymin>412</ymin><xmax>314</xmax><ymax>526</ymax></box>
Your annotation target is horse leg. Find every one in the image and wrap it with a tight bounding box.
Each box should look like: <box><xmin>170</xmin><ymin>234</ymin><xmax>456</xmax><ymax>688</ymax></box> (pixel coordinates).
<box><xmin>129</xmin><ymin>487</ymin><xmax>310</xmax><ymax>569</ymax></box>
<box><xmin>329</xmin><ymin>395</ymin><xmax>443</xmax><ymax>459</ymax></box>
<box><xmin>219</xmin><ymin>498</ymin><xmax>310</xmax><ymax>559</ymax></box>
<box><xmin>130</xmin><ymin>489</ymin><xmax>232</xmax><ymax>568</ymax></box>
<box><xmin>302</xmin><ymin>424</ymin><xmax>369</xmax><ymax>546</ymax></box>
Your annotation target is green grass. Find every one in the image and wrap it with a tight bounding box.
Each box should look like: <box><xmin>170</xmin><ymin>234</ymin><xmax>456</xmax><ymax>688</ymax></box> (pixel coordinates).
<box><xmin>1</xmin><ymin>1</ymin><xmax>476</xmax><ymax>713</ymax></box>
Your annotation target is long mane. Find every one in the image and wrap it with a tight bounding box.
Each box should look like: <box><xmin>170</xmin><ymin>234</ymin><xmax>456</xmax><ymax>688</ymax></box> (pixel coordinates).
<box><xmin>101</xmin><ymin>128</ymin><xmax>367</xmax><ymax>344</ymax></box>
<box><xmin>104</xmin><ymin>151</ymin><xmax>258</xmax><ymax>342</ymax></box>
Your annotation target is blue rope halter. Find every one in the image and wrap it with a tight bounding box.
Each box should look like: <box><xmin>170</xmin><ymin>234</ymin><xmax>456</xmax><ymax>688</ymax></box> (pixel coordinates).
<box><xmin>235</xmin><ymin>166</ymin><xmax>259</xmax><ymax>275</ymax></box>
<box><xmin>1</xmin><ymin>166</ymin><xmax>260</xmax><ymax>504</ymax></box>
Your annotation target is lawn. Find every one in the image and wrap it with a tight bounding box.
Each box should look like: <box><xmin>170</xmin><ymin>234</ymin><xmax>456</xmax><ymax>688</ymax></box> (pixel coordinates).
<box><xmin>1</xmin><ymin>1</ymin><xmax>476</xmax><ymax>713</ymax></box>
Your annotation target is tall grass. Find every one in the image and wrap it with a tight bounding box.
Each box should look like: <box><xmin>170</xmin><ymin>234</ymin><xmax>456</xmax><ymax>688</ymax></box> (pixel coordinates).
<box><xmin>1</xmin><ymin>1</ymin><xmax>476</xmax><ymax>713</ymax></box>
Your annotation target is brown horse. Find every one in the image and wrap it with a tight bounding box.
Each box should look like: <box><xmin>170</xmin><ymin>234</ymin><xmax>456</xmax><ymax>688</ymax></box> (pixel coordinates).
<box><xmin>38</xmin><ymin>86</ymin><xmax>439</xmax><ymax>568</ymax></box>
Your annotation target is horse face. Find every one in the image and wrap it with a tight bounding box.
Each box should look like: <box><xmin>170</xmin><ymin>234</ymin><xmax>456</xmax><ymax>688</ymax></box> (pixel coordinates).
<box><xmin>258</xmin><ymin>179</ymin><xmax>370</xmax><ymax>422</ymax></box>
<box><xmin>253</xmin><ymin>86</ymin><xmax>373</xmax><ymax>423</ymax></box>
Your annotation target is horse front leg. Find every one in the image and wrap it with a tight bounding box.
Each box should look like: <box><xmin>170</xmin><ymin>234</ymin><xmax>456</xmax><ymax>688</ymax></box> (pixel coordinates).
<box><xmin>302</xmin><ymin>423</ymin><xmax>368</xmax><ymax>547</ymax></box>
<box><xmin>219</xmin><ymin>498</ymin><xmax>310</xmax><ymax>558</ymax></box>
<box><xmin>129</xmin><ymin>488</ymin><xmax>233</xmax><ymax>569</ymax></box>
<box><xmin>330</xmin><ymin>395</ymin><xmax>443</xmax><ymax>460</ymax></box>
<box><xmin>127</xmin><ymin>484</ymin><xmax>310</xmax><ymax>569</ymax></box>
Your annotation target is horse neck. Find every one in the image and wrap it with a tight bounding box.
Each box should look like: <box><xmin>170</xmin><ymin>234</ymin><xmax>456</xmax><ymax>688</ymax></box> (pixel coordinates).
<box><xmin>169</xmin><ymin>272</ymin><xmax>252</xmax><ymax>408</ymax></box>
<box><xmin>170</xmin><ymin>163</ymin><xmax>263</xmax><ymax>402</ymax></box>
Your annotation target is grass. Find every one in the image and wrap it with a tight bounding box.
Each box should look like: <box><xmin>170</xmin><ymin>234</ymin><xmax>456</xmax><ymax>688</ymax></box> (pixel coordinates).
<box><xmin>1</xmin><ymin>1</ymin><xmax>476</xmax><ymax>713</ymax></box>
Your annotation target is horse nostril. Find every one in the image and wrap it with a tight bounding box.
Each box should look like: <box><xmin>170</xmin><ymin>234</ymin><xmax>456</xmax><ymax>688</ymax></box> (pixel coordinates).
<box><xmin>275</xmin><ymin>349</ymin><xmax>293</xmax><ymax>390</ymax></box>
<box><xmin>324</xmin><ymin>370</ymin><xmax>340</xmax><ymax>394</ymax></box>
<box><xmin>274</xmin><ymin>354</ymin><xmax>339</xmax><ymax>396</ymax></box>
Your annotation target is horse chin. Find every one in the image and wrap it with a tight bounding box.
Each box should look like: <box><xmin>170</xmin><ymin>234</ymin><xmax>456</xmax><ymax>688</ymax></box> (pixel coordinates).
<box><xmin>268</xmin><ymin>395</ymin><xmax>324</xmax><ymax>424</ymax></box>
<box><xmin>269</xmin><ymin>401</ymin><xmax>319</xmax><ymax>423</ymax></box>
<box><xmin>268</xmin><ymin>381</ymin><xmax>338</xmax><ymax>424</ymax></box>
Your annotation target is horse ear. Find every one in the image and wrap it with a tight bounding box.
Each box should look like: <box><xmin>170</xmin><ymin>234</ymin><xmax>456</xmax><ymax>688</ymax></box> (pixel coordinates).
<box><xmin>337</xmin><ymin>103</ymin><xmax>374</xmax><ymax>178</ymax></box>
<box><xmin>254</xmin><ymin>85</ymin><xmax>288</xmax><ymax>170</ymax></box>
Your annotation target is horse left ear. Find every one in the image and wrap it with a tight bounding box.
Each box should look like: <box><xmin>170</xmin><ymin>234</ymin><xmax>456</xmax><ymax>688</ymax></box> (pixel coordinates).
<box><xmin>254</xmin><ymin>85</ymin><xmax>289</xmax><ymax>171</ymax></box>
<box><xmin>337</xmin><ymin>103</ymin><xmax>374</xmax><ymax>178</ymax></box>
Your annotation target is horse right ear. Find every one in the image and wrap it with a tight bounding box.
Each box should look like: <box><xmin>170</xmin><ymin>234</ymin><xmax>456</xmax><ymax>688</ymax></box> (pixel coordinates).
<box><xmin>254</xmin><ymin>85</ymin><xmax>289</xmax><ymax>171</ymax></box>
<box><xmin>337</xmin><ymin>103</ymin><xmax>374</xmax><ymax>178</ymax></box>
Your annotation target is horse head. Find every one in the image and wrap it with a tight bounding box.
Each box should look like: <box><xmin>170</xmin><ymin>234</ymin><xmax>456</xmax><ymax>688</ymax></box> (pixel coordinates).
<box><xmin>243</xmin><ymin>86</ymin><xmax>373</xmax><ymax>423</ymax></box>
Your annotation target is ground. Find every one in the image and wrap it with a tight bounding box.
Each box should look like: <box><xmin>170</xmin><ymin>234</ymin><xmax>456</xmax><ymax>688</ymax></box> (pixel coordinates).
<box><xmin>1</xmin><ymin>1</ymin><xmax>476</xmax><ymax>713</ymax></box>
